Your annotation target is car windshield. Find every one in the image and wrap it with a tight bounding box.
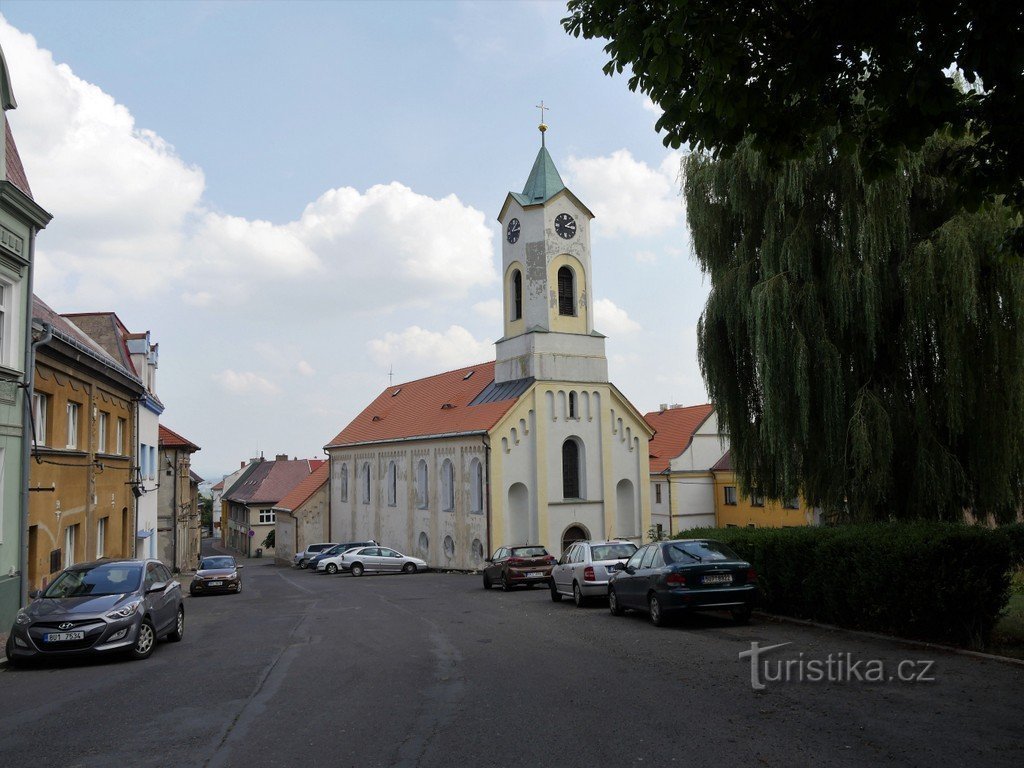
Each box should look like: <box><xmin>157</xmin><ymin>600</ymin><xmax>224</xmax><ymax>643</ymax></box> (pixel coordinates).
<box><xmin>200</xmin><ymin>557</ymin><xmax>235</xmax><ymax>570</ymax></box>
<box><xmin>323</xmin><ymin>546</ymin><xmax>345</xmax><ymax>555</ymax></box>
<box><xmin>512</xmin><ymin>546</ymin><xmax>548</xmax><ymax>557</ymax></box>
<box><xmin>665</xmin><ymin>540</ymin><xmax>741</xmax><ymax>563</ymax></box>
<box><xmin>591</xmin><ymin>543</ymin><xmax>638</xmax><ymax>561</ymax></box>
<box><xmin>43</xmin><ymin>563</ymin><xmax>143</xmax><ymax>598</ymax></box>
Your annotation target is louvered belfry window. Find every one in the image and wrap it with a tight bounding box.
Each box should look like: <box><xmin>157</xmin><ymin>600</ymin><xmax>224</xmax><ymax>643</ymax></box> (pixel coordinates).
<box><xmin>512</xmin><ymin>270</ymin><xmax>523</xmax><ymax>320</ymax></box>
<box><xmin>562</xmin><ymin>439</ymin><xmax>580</xmax><ymax>498</ymax></box>
<box><xmin>557</xmin><ymin>267</ymin><xmax>575</xmax><ymax>316</ymax></box>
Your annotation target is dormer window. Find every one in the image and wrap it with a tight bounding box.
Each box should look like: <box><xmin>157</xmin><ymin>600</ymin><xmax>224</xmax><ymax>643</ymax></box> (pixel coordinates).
<box><xmin>512</xmin><ymin>269</ymin><xmax>523</xmax><ymax>321</ymax></box>
<box><xmin>557</xmin><ymin>266</ymin><xmax>575</xmax><ymax>316</ymax></box>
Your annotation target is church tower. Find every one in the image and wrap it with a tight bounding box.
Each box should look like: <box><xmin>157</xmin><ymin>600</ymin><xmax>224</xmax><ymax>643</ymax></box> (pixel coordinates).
<box><xmin>495</xmin><ymin>121</ymin><xmax>608</xmax><ymax>384</ymax></box>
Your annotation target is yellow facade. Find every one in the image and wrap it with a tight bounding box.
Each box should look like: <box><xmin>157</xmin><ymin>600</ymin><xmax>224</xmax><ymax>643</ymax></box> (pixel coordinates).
<box><xmin>712</xmin><ymin>470</ymin><xmax>817</xmax><ymax>528</ymax></box>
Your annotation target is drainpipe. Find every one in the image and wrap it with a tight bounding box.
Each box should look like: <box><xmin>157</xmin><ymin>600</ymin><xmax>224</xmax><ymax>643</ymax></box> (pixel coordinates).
<box><xmin>20</xmin><ymin>315</ymin><xmax>51</xmax><ymax>604</ymax></box>
<box><xmin>130</xmin><ymin>395</ymin><xmax>140</xmax><ymax>558</ymax></box>
<box><xmin>171</xmin><ymin>449</ymin><xmax>178</xmax><ymax>571</ymax></box>
<box><xmin>666</xmin><ymin>471</ymin><xmax>673</xmax><ymax>538</ymax></box>
<box><xmin>483</xmin><ymin>435</ymin><xmax>491</xmax><ymax>561</ymax></box>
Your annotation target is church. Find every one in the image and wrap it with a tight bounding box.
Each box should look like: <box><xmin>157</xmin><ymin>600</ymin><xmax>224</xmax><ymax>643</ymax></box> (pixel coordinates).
<box><xmin>324</xmin><ymin>129</ymin><xmax>654</xmax><ymax>570</ymax></box>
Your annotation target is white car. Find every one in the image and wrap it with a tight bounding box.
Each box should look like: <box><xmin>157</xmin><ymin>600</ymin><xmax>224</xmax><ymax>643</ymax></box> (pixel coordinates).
<box><xmin>550</xmin><ymin>540</ymin><xmax>638</xmax><ymax>606</ymax></box>
<box><xmin>340</xmin><ymin>546</ymin><xmax>428</xmax><ymax>577</ymax></box>
<box><xmin>316</xmin><ymin>547</ymin><xmax>364</xmax><ymax>575</ymax></box>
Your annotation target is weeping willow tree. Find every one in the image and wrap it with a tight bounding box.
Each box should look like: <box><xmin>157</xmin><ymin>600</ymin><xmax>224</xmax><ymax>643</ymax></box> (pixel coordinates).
<box><xmin>686</xmin><ymin>129</ymin><xmax>1024</xmax><ymax>522</ymax></box>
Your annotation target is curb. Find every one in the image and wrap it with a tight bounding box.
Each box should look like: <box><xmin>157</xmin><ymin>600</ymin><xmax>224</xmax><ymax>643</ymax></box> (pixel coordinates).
<box><xmin>753</xmin><ymin>610</ymin><xmax>1024</xmax><ymax>668</ymax></box>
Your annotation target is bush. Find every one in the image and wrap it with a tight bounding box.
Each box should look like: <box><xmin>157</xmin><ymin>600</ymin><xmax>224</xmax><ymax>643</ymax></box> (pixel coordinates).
<box><xmin>998</xmin><ymin>523</ymin><xmax>1024</xmax><ymax>567</ymax></box>
<box><xmin>675</xmin><ymin>523</ymin><xmax>1011</xmax><ymax>648</ymax></box>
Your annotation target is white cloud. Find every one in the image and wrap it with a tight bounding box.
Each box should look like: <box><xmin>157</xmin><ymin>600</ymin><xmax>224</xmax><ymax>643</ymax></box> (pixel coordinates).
<box><xmin>633</xmin><ymin>250</ymin><xmax>658</xmax><ymax>264</ymax></box>
<box><xmin>472</xmin><ymin>298</ymin><xmax>502</xmax><ymax>322</ymax></box>
<box><xmin>367</xmin><ymin>325</ymin><xmax>492</xmax><ymax>373</ymax></box>
<box><xmin>594</xmin><ymin>298</ymin><xmax>641</xmax><ymax>336</ymax></box>
<box><xmin>297</xmin><ymin>360</ymin><xmax>315</xmax><ymax>377</ymax></box>
<box><xmin>642</xmin><ymin>97</ymin><xmax>660</xmax><ymax>114</ymax></box>
<box><xmin>565</xmin><ymin>149</ymin><xmax>684</xmax><ymax>238</ymax></box>
<box><xmin>212</xmin><ymin>370</ymin><xmax>281</xmax><ymax>396</ymax></box>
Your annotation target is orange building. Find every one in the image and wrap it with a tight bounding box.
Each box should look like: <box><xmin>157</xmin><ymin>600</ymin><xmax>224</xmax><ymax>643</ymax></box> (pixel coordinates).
<box><xmin>711</xmin><ymin>450</ymin><xmax>820</xmax><ymax>528</ymax></box>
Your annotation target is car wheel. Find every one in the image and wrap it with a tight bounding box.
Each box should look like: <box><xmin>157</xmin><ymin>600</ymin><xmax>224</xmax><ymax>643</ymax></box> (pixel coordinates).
<box><xmin>235</xmin><ymin>581</ymin><xmax>242</xmax><ymax>594</ymax></box>
<box><xmin>609</xmin><ymin>587</ymin><xmax>624</xmax><ymax>616</ymax></box>
<box><xmin>351</xmin><ymin>563</ymin><xmax>364</xmax><ymax>577</ymax></box>
<box><xmin>573</xmin><ymin>582</ymin><xmax>588</xmax><ymax>608</ymax></box>
<box><xmin>298</xmin><ymin>559</ymin><xmax>307</xmax><ymax>569</ymax></box>
<box><xmin>732</xmin><ymin>605</ymin><xmax>752</xmax><ymax>625</ymax></box>
<box><xmin>649</xmin><ymin>593</ymin><xmax>666</xmax><ymax>627</ymax></box>
<box><xmin>549</xmin><ymin>580</ymin><xmax>563</xmax><ymax>602</ymax></box>
<box><xmin>402</xmin><ymin>562</ymin><xmax>417</xmax><ymax>574</ymax></box>
<box><xmin>167</xmin><ymin>606</ymin><xmax>185</xmax><ymax>642</ymax></box>
<box><xmin>501</xmin><ymin>573</ymin><xmax>512</xmax><ymax>592</ymax></box>
<box><xmin>326</xmin><ymin>563</ymin><xmax>338</xmax><ymax>575</ymax></box>
<box><xmin>129</xmin><ymin>618</ymin><xmax>156</xmax><ymax>660</ymax></box>
<box><xmin>482</xmin><ymin>572</ymin><xmax>492</xmax><ymax>590</ymax></box>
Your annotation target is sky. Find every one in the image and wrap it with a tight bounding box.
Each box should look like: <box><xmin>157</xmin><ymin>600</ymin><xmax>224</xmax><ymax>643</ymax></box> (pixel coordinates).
<box><xmin>0</xmin><ymin>1</ymin><xmax>711</xmax><ymax>483</ymax></box>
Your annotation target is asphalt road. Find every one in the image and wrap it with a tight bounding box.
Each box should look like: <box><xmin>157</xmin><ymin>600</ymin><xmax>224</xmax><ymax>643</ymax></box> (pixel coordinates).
<box><xmin>2</xmin><ymin>557</ymin><xmax>1022</xmax><ymax>768</ymax></box>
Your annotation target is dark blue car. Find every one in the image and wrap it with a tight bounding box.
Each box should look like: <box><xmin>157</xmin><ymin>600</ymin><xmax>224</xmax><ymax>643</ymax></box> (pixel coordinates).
<box><xmin>607</xmin><ymin>539</ymin><xmax>758</xmax><ymax>627</ymax></box>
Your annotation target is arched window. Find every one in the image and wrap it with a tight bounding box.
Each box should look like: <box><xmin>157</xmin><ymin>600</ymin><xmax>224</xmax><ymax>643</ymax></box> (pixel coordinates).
<box><xmin>562</xmin><ymin>439</ymin><xmax>581</xmax><ymax>499</ymax></box>
<box><xmin>557</xmin><ymin>266</ymin><xmax>575</xmax><ymax>316</ymax></box>
<box><xmin>441</xmin><ymin>459</ymin><xmax>455</xmax><ymax>512</ymax></box>
<box><xmin>469</xmin><ymin>457</ymin><xmax>483</xmax><ymax>513</ymax></box>
<box><xmin>339</xmin><ymin>463</ymin><xmax>348</xmax><ymax>502</ymax></box>
<box><xmin>561</xmin><ymin>524</ymin><xmax>589</xmax><ymax>553</ymax></box>
<box><xmin>386</xmin><ymin>461</ymin><xmax>397</xmax><ymax>506</ymax></box>
<box><xmin>416</xmin><ymin>459</ymin><xmax>428</xmax><ymax>509</ymax></box>
<box><xmin>568</xmin><ymin>391</ymin><xmax>577</xmax><ymax>419</ymax></box>
<box><xmin>511</xmin><ymin>269</ymin><xmax>523</xmax><ymax>321</ymax></box>
<box><xmin>361</xmin><ymin>462</ymin><xmax>371</xmax><ymax>504</ymax></box>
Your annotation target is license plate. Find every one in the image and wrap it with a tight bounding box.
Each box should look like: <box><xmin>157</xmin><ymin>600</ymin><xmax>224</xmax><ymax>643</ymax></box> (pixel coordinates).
<box><xmin>703</xmin><ymin>574</ymin><xmax>732</xmax><ymax>585</ymax></box>
<box><xmin>208</xmin><ymin>580</ymin><xmax>223</xmax><ymax>586</ymax></box>
<box><xmin>44</xmin><ymin>631</ymin><xmax>84</xmax><ymax>642</ymax></box>
<box><xmin>528</xmin><ymin>572</ymin><xmax>544</xmax><ymax>578</ymax></box>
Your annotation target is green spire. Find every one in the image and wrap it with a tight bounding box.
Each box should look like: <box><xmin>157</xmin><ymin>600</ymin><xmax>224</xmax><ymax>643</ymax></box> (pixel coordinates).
<box><xmin>512</xmin><ymin>146</ymin><xmax>565</xmax><ymax>206</ymax></box>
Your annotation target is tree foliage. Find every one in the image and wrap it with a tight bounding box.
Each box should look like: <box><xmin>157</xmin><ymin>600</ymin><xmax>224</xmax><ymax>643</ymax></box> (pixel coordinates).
<box><xmin>564</xmin><ymin>1</ymin><xmax>1024</xmax><ymax>241</ymax></box>
<box><xmin>685</xmin><ymin>130</ymin><xmax>1024</xmax><ymax>522</ymax></box>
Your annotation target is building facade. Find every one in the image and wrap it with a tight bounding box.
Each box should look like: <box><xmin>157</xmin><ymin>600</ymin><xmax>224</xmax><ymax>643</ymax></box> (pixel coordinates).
<box><xmin>157</xmin><ymin>425</ymin><xmax>201</xmax><ymax>572</ymax></box>
<box><xmin>711</xmin><ymin>450</ymin><xmax>821</xmax><ymax>528</ymax></box>
<box><xmin>273</xmin><ymin>462</ymin><xmax>330</xmax><ymax>565</ymax></box>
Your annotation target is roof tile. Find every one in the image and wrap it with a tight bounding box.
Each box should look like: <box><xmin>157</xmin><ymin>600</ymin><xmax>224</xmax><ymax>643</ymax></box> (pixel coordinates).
<box><xmin>644</xmin><ymin>404</ymin><xmax>714</xmax><ymax>473</ymax></box>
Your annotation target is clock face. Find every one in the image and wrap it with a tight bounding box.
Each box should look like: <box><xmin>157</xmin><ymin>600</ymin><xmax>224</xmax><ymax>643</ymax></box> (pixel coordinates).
<box><xmin>554</xmin><ymin>213</ymin><xmax>577</xmax><ymax>240</ymax></box>
<box><xmin>506</xmin><ymin>218</ymin><xmax>521</xmax><ymax>244</ymax></box>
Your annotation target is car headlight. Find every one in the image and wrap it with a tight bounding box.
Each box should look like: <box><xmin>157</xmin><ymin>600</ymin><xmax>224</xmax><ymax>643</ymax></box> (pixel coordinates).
<box><xmin>106</xmin><ymin>598</ymin><xmax>143</xmax><ymax>620</ymax></box>
<box><xmin>14</xmin><ymin>610</ymin><xmax>31</xmax><ymax>625</ymax></box>
<box><xmin>227</xmin><ymin>572</ymin><xmax>238</xmax><ymax>580</ymax></box>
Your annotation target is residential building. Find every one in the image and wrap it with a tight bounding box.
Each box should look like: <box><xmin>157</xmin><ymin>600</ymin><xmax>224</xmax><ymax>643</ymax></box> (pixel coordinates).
<box><xmin>0</xmin><ymin>43</ymin><xmax>52</xmax><ymax>627</ymax></box>
<box><xmin>214</xmin><ymin>460</ymin><xmax>258</xmax><ymax>543</ymax></box>
<box><xmin>711</xmin><ymin>450</ymin><xmax>820</xmax><ymax>528</ymax></box>
<box><xmin>644</xmin><ymin>404</ymin><xmax>724</xmax><ymax>534</ymax></box>
<box><xmin>222</xmin><ymin>456</ymin><xmax>322</xmax><ymax>558</ymax></box>
<box><xmin>325</xmin><ymin>133</ymin><xmax>653</xmax><ymax>569</ymax></box>
<box><xmin>210</xmin><ymin>478</ymin><xmax>224</xmax><ymax>537</ymax></box>
<box><xmin>273</xmin><ymin>461</ymin><xmax>330</xmax><ymax>565</ymax></box>
<box><xmin>157</xmin><ymin>425</ymin><xmax>201</xmax><ymax>571</ymax></box>
<box><xmin>27</xmin><ymin>298</ymin><xmax>144</xmax><ymax>592</ymax></box>
<box><xmin>63</xmin><ymin>313</ymin><xmax>163</xmax><ymax>559</ymax></box>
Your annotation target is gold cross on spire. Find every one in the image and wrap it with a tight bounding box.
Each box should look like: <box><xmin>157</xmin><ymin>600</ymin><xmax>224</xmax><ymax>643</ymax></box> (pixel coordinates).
<box><xmin>536</xmin><ymin>100</ymin><xmax>549</xmax><ymax>146</ymax></box>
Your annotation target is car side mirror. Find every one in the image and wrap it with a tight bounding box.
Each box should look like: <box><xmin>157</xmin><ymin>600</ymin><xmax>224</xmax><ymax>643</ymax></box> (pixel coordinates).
<box><xmin>612</xmin><ymin>562</ymin><xmax>625</xmax><ymax>571</ymax></box>
<box><xmin>484</xmin><ymin>557</ymin><xmax>492</xmax><ymax>563</ymax></box>
<box><xmin>147</xmin><ymin>581</ymin><xmax>166</xmax><ymax>594</ymax></box>
<box><xmin>236</xmin><ymin>565</ymin><xmax>244</xmax><ymax>569</ymax></box>
<box><xmin>624</xmin><ymin>566</ymin><xmax>636</xmax><ymax>575</ymax></box>
<box><xmin>28</xmin><ymin>589</ymin><xmax>40</xmax><ymax>599</ymax></box>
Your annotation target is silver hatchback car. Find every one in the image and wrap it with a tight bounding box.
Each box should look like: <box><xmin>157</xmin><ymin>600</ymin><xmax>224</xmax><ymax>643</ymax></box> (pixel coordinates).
<box><xmin>550</xmin><ymin>540</ymin><xmax>638</xmax><ymax>606</ymax></box>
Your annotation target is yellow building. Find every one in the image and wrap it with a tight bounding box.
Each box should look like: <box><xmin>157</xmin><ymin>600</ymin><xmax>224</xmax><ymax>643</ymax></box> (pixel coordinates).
<box><xmin>711</xmin><ymin>450</ymin><xmax>819</xmax><ymax>528</ymax></box>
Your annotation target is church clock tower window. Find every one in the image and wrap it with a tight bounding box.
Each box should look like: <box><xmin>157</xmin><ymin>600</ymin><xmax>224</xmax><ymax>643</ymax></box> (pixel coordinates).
<box><xmin>562</xmin><ymin>439</ymin><xmax>581</xmax><ymax>499</ymax></box>
<box><xmin>512</xmin><ymin>269</ymin><xmax>523</xmax><ymax>321</ymax></box>
<box><xmin>557</xmin><ymin>267</ymin><xmax>575</xmax><ymax>316</ymax></box>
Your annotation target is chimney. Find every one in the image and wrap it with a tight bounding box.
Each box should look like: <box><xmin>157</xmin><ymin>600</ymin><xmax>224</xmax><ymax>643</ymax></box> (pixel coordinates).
<box><xmin>659</xmin><ymin>404</ymin><xmax>668</xmax><ymax>412</ymax></box>
<box><xmin>275</xmin><ymin>453</ymin><xmax>288</xmax><ymax>462</ymax></box>
<box><xmin>240</xmin><ymin>461</ymin><xmax>245</xmax><ymax>469</ymax></box>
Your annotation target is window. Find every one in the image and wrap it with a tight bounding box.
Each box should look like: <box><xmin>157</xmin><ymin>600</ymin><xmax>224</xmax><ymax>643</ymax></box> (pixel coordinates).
<box><xmin>98</xmin><ymin>412</ymin><xmax>109</xmax><ymax>453</ymax></box>
<box><xmin>783</xmin><ymin>497</ymin><xmax>800</xmax><ymax>510</ymax></box>
<box><xmin>751</xmin><ymin>492</ymin><xmax>764</xmax><ymax>507</ymax></box>
<box><xmin>149</xmin><ymin>446</ymin><xmax>156</xmax><ymax>479</ymax></box>
<box><xmin>655</xmin><ymin>483</ymin><xmax>662</xmax><ymax>504</ymax></box>
<box><xmin>511</xmin><ymin>269</ymin><xmax>523</xmax><ymax>321</ymax></box>
<box><xmin>140</xmin><ymin>443</ymin><xmax>148</xmax><ymax>479</ymax></box>
<box><xmin>64</xmin><ymin>524</ymin><xmax>78</xmax><ymax>567</ymax></box>
<box><xmin>361</xmin><ymin>463</ymin><xmax>371</xmax><ymax>504</ymax></box>
<box><xmin>561</xmin><ymin>439</ymin><xmax>580</xmax><ymax>499</ymax></box>
<box><xmin>259</xmin><ymin>509</ymin><xmax>276</xmax><ymax>524</ymax></box>
<box><xmin>386</xmin><ymin>461</ymin><xmax>397</xmax><ymax>506</ymax></box>
<box><xmin>469</xmin><ymin>458</ymin><xmax>483</xmax><ymax>514</ymax></box>
<box><xmin>116</xmin><ymin>419</ymin><xmax>125</xmax><ymax>454</ymax></box>
<box><xmin>0</xmin><ymin>279</ymin><xmax>18</xmax><ymax>368</ymax></box>
<box><xmin>416</xmin><ymin>459</ymin><xmax>428</xmax><ymax>509</ymax></box>
<box><xmin>568</xmin><ymin>391</ymin><xmax>577</xmax><ymax>418</ymax></box>
<box><xmin>441</xmin><ymin>459</ymin><xmax>455</xmax><ymax>512</ymax></box>
<box><xmin>557</xmin><ymin>266</ymin><xmax>575</xmax><ymax>316</ymax></box>
<box><xmin>625</xmin><ymin>546</ymin><xmax>645</xmax><ymax>570</ymax></box>
<box><xmin>339</xmin><ymin>463</ymin><xmax>348</xmax><ymax>502</ymax></box>
<box><xmin>32</xmin><ymin>392</ymin><xmax>47</xmax><ymax>446</ymax></box>
<box><xmin>724</xmin><ymin>486</ymin><xmax>738</xmax><ymax>505</ymax></box>
<box><xmin>96</xmin><ymin>517</ymin><xmax>106</xmax><ymax>558</ymax></box>
<box><xmin>640</xmin><ymin>545</ymin><xmax>658</xmax><ymax>569</ymax></box>
<box><xmin>66</xmin><ymin>402</ymin><xmax>80</xmax><ymax>449</ymax></box>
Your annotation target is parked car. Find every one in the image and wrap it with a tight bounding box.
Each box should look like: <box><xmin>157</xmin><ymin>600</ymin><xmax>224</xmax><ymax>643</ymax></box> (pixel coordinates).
<box><xmin>482</xmin><ymin>545</ymin><xmax>556</xmax><ymax>591</ymax></box>
<box><xmin>308</xmin><ymin>540</ymin><xmax>377</xmax><ymax>573</ymax></box>
<box><xmin>294</xmin><ymin>543</ymin><xmax>339</xmax><ymax>569</ymax></box>
<box><xmin>338</xmin><ymin>546</ymin><xmax>428</xmax><ymax>576</ymax></box>
<box><xmin>190</xmin><ymin>556</ymin><xmax>243</xmax><ymax>595</ymax></box>
<box><xmin>550</xmin><ymin>540</ymin><xmax>638</xmax><ymax>606</ymax></box>
<box><xmin>5</xmin><ymin>559</ymin><xmax>184</xmax><ymax>665</ymax></box>
<box><xmin>607</xmin><ymin>539</ymin><xmax>758</xmax><ymax>627</ymax></box>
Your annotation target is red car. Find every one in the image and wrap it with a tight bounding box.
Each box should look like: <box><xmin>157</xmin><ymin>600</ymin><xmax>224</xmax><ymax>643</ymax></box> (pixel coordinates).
<box><xmin>483</xmin><ymin>545</ymin><xmax>556</xmax><ymax>591</ymax></box>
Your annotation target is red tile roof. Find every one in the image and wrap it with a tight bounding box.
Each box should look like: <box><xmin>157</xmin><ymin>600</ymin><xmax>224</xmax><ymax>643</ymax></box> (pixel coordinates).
<box><xmin>326</xmin><ymin>362</ymin><xmax>521</xmax><ymax>448</ymax></box>
<box><xmin>276</xmin><ymin>461</ymin><xmax>329</xmax><ymax>511</ymax></box>
<box><xmin>211</xmin><ymin>479</ymin><xmax>225</xmax><ymax>491</ymax></box>
<box><xmin>5</xmin><ymin>116</ymin><xmax>32</xmax><ymax>199</ymax></box>
<box><xmin>224</xmin><ymin>458</ymin><xmax>321</xmax><ymax>505</ymax></box>
<box><xmin>644</xmin><ymin>404</ymin><xmax>714</xmax><ymax>473</ymax></box>
<box><xmin>711</xmin><ymin>449</ymin><xmax>733</xmax><ymax>472</ymax></box>
<box><xmin>159</xmin><ymin>424</ymin><xmax>201</xmax><ymax>452</ymax></box>
<box><xmin>33</xmin><ymin>296</ymin><xmax>141</xmax><ymax>384</ymax></box>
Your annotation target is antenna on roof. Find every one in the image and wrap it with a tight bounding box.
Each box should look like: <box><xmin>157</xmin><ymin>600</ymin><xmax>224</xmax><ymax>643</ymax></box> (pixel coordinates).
<box><xmin>388</xmin><ymin>365</ymin><xmax>394</xmax><ymax>387</ymax></box>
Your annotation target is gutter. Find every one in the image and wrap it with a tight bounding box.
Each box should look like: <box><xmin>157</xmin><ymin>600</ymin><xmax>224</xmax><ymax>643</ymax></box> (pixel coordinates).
<box><xmin>20</xmin><ymin>313</ymin><xmax>51</xmax><ymax>605</ymax></box>
<box><xmin>483</xmin><ymin>434</ymin><xmax>492</xmax><ymax>562</ymax></box>
<box><xmin>325</xmin><ymin>429</ymin><xmax>488</xmax><ymax>451</ymax></box>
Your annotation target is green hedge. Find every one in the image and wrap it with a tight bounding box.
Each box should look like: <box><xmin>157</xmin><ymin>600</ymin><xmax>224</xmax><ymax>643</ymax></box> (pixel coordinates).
<box><xmin>675</xmin><ymin>523</ymin><xmax>1011</xmax><ymax>648</ymax></box>
<box><xmin>998</xmin><ymin>523</ymin><xmax>1024</xmax><ymax>567</ymax></box>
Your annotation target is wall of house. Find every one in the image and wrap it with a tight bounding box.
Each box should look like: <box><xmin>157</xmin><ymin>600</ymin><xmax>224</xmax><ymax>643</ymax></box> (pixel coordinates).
<box><xmin>713</xmin><ymin>471</ymin><xmax>819</xmax><ymax>528</ymax></box>
<box><xmin>156</xmin><ymin>446</ymin><xmax>199</xmax><ymax>571</ymax></box>
<box><xmin>274</xmin><ymin>484</ymin><xmax>328</xmax><ymax>565</ymax></box>
<box><xmin>27</xmin><ymin>358</ymin><xmax>135</xmax><ymax>592</ymax></box>
<box><xmin>650</xmin><ymin>478</ymin><xmax>670</xmax><ymax>537</ymax></box>
<box><xmin>135</xmin><ymin>402</ymin><xmax>160</xmax><ymax>558</ymax></box>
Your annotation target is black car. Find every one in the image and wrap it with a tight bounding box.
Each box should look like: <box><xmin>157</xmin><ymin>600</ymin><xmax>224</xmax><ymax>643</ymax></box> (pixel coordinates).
<box><xmin>5</xmin><ymin>559</ymin><xmax>184</xmax><ymax>664</ymax></box>
<box><xmin>307</xmin><ymin>540</ymin><xmax>377</xmax><ymax>571</ymax></box>
<box><xmin>608</xmin><ymin>539</ymin><xmax>758</xmax><ymax>626</ymax></box>
<box><xmin>190</xmin><ymin>556</ymin><xmax>243</xmax><ymax>595</ymax></box>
